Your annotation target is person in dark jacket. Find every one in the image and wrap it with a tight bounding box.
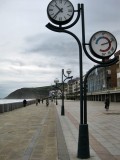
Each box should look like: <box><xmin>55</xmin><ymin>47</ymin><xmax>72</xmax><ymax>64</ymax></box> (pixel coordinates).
<box><xmin>46</xmin><ymin>99</ymin><xmax>49</xmax><ymax>107</ymax></box>
<box><xmin>23</xmin><ymin>99</ymin><xmax>27</xmax><ymax>107</ymax></box>
<box><xmin>105</xmin><ymin>97</ymin><xmax>110</xmax><ymax>111</ymax></box>
<box><xmin>36</xmin><ymin>99</ymin><xmax>38</xmax><ymax>106</ymax></box>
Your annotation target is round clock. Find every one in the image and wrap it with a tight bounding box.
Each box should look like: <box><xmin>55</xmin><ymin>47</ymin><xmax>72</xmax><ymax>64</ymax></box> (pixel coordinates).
<box><xmin>47</xmin><ymin>0</ymin><xmax>74</xmax><ymax>25</ymax></box>
<box><xmin>89</xmin><ymin>31</ymin><xmax>117</xmax><ymax>59</ymax></box>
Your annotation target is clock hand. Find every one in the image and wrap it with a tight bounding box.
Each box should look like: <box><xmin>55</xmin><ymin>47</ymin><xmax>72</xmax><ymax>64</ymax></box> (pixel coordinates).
<box><xmin>55</xmin><ymin>4</ymin><xmax>62</xmax><ymax>11</ymax></box>
<box><xmin>53</xmin><ymin>8</ymin><xmax>63</xmax><ymax>19</ymax></box>
<box><xmin>101</xmin><ymin>40</ymin><xmax>112</xmax><ymax>46</ymax></box>
<box><xmin>53</xmin><ymin>10</ymin><xmax>61</xmax><ymax>19</ymax></box>
<box><xmin>101</xmin><ymin>42</ymin><xmax>109</xmax><ymax>45</ymax></box>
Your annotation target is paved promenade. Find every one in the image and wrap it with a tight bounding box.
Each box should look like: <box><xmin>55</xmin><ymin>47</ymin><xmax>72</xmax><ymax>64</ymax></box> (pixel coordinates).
<box><xmin>0</xmin><ymin>100</ymin><xmax>120</xmax><ymax>160</ymax></box>
<box><xmin>0</xmin><ymin>102</ymin><xmax>58</xmax><ymax>160</ymax></box>
<box><xmin>57</xmin><ymin>100</ymin><xmax>120</xmax><ymax>160</ymax></box>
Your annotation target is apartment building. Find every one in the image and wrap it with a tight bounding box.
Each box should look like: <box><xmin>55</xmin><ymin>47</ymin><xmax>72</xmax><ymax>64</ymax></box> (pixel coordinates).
<box><xmin>87</xmin><ymin>64</ymin><xmax>117</xmax><ymax>93</ymax></box>
<box><xmin>65</xmin><ymin>50</ymin><xmax>120</xmax><ymax>102</ymax></box>
<box><xmin>66</xmin><ymin>77</ymin><xmax>80</xmax><ymax>99</ymax></box>
<box><xmin>87</xmin><ymin>50</ymin><xmax>120</xmax><ymax>102</ymax></box>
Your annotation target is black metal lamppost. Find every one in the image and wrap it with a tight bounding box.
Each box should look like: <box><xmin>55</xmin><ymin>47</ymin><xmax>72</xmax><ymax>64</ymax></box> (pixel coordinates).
<box><xmin>53</xmin><ymin>69</ymin><xmax>73</xmax><ymax>111</ymax></box>
<box><xmin>54</xmin><ymin>78</ymin><xmax>59</xmax><ymax>105</ymax></box>
<box><xmin>46</xmin><ymin>0</ymin><xmax>118</xmax><ymax>158</ymax></box>
<box><xmin>61</xmin><ymin>68</ymin><xmax>73</xmax><ymax>116</ymax></box>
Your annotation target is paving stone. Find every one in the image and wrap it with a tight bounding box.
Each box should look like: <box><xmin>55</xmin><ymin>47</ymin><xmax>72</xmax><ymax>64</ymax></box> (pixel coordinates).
<box><xmin>1</xmin><ymin>100</ymin><xmax>119</xmax><ymax>160</ymax></box>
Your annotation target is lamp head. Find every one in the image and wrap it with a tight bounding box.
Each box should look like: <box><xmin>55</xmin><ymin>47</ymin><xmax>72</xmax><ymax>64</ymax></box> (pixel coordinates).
<box><xmin>54</xmin><ymin>78</ymin><xmax>59</xmax><ymax>84</ymax></box>
<box><xmin>66</xmin><ymin>69</ymin><xmax>72</xmax><ymax>76</ymax></box>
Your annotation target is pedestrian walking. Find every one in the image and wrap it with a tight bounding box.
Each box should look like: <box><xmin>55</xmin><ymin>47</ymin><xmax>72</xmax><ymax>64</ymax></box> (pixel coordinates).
<box><xmin>105</xmin><ymin>97</ymin><xmax>110</xmax><ymax>111</ymax></box>
<box><xmin>36</xmin><ymin>99</ymin><xmax>38</xmax><ymax>106</ymax></box>
<box><xmin>23</xmin><ymin>99</ymin><xmax>27</xmax><ymax>107</ymax></box>
<box><xmin>38</xmin><ymin>99</ymin><xmax>40</xmax><ymax>103</ymax></box>
<box><xmin>46</xmin><ymin>99</ymin><xmax>49</xmax><ymax>107</ymax></box>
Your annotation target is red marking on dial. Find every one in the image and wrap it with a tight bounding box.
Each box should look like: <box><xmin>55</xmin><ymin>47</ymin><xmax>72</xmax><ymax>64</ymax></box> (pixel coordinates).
<box><xmin>100</xmin><ymin>37</ymin><xmax>111</xmax><ymax>52</ymax></box>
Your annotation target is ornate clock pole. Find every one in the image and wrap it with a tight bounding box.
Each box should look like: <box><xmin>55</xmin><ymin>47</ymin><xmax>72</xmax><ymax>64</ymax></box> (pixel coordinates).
<box><xmin>46</xmin><ymin>0</ymin><xmax>118</xmax><ymax>159</ymax></box>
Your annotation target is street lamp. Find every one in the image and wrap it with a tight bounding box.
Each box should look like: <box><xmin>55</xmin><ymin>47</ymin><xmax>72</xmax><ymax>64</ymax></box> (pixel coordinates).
<box><xmin>54</xmin><ymin>78</ymin><xmax>59</xmax><ymax>84</ymax></box>
<box><xmin>66</xmin><ymin>68</ymin><xmax>72</xmax><ymax>75</ymax></box>
<box><xmin>61</xmin><ymin>69</ymin><xmax>73</xmax><ymax>116</ymax></box>
<box><xmin>54</xmin><ymin>78</ymin><xmax>59</xmax><ymax>105</ymax></box>
<box><xmin>46</xmin><ymin>1</ymin><xmax>118</xmax><ymax>158</ymax></box>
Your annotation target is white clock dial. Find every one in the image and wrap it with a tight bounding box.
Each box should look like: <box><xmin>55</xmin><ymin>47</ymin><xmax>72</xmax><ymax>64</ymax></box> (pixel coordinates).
<box><xmin>89</xmin><ymin>31</ymin><xmax>117</xmax><ymax>58</ymax></box>
<box><xmin>47</xmin><ymin>0</ymin><xmax>74</xmax><ymax>25</ymax></box>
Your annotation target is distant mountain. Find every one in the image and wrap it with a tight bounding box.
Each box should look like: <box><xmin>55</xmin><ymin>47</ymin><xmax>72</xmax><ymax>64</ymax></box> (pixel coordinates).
<box><xmin>5</xmin><ymin>86</ymin><xmax>52</xmax><ymax>99</ymax></box>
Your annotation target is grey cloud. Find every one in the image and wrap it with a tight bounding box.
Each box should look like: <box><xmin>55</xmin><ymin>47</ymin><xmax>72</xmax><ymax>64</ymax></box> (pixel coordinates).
<box><xmin>47</xmin><ymin>62</ymin><xmax>64</xmax><ymax>69</ymax></box>
<box><xmin>24</xmin><ymin>34</ymin><xmax>78</xmax><ymax>58</ymax></box>
<box><xmin>1</xmin><ymin>58</ymin><xmax>25</xmax><ymax>67</ymax></box>
<box><xmin>24</xmin><ymin>32</ymin><xmax>95</xmax><ymax>73</ymax></box>
<box><xmin>1</xmin><ymin>0</ymin><xmax>120</xmax><ymax>98</ymax></box>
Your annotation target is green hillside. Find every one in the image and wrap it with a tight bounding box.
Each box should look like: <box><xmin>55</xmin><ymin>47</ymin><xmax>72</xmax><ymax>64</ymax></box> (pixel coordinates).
<box><xmin>5</xmin><ymin>83</ymin><xmax>65</xmax><ymax>99</ymax></box>
<box><xmin>5</xmin><ymin>86</ymin><xmax>52</xmax><ymax>99</ymax></box>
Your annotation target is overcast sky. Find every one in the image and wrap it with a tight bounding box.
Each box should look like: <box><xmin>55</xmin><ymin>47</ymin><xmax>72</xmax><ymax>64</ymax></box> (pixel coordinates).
<box><xmin>0</xmin><ymin>0</ymin><xmax>120</xmax><ymax>98</ymax></box>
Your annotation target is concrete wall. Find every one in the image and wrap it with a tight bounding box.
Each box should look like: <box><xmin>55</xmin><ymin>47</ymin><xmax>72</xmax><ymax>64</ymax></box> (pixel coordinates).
<box><xmin>0</xmin><ymin>100</ymin><xmax>35</xmax><ymax>113</ymax></box>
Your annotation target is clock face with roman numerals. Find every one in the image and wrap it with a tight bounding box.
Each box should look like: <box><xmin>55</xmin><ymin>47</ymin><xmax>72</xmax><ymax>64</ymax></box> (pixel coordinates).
<box><xmin>47</xmin><ymin>0</ymin><xmax>74</xmax><ymax>25</ymax></box>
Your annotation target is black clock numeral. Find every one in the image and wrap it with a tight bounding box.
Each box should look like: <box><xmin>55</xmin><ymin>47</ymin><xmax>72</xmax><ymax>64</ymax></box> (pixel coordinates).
<box><xmin>49</xmin><ymin>9</ymin><xmax>53</xmax><ymax>12</ymax></box>
<box><xmin>93</xmin><ymin>38</ymin><xmax>96</xmax><ymax>42</ymax></box>
<box><xmin>111</xmin><ymin>47</ymin><xmax>114</xmax><ymax>52</ymax></box>
<box><xmin>50</xmin><ymin>4</ymin><xmax>54</xmax><ymax>7</ymax></box>
<box><xmin>50</xmin><ymin>13</ymin><xmax>54</xmax><ymax>16</ymax></box>
<box><xmin>68</xmin><ymin>9</ymin><xmax>72</xmax><ymax>12</ymax></box>
<box><xmin>64</xmin><ymin>1</ymin><xmax>67</xmax><ymax>5</ymax></box>
<box><xmin>59</xmin><ymin>0</ymin><xmax>62</xmax><ymax>3</ymax></box>
<box><xmin>67</xmin><ymin>5</ymin><xmax>71</xmax><ymax>8</ymax></box>
<box><xmin>67</xmin><ymin>14</ymin><xmax>71</xmax><ymax>17</ymax></box>
<box><xmin>93</xmin><ymin>36</ymin><xmax>96</xmax><ymax>41</ymax></box>
<box><xmin>111</xmin><ymin>38</ymin><xmax>114</xmax><ymax>42</ymax></box>
<box><xmin>101</xmin><ymin>32</ymin><xmax>106</xmax><ymax>35</ymax></box>
<box><xmin>102</xmin><ymin>53</ymin><xmax>106</xmax><ymax>56</ymax></box>
<box><xmin>59</xmin><ymin>17</ymin><xmax>62</xmax><ymax>21</ymax></box>
<box><xmin>54</xmin><ymin>0</ymin><xmax>57</xmax><ymax>5</ymax></box>
<box><xmin>107</xmin><ymin>51</ymin><xmax>111</xmax><ymax>55</ymax></box>
<box><xmin>64</xmin><ymin>16</ymin><xmax>67</xmax><ymax>20</ymax></box>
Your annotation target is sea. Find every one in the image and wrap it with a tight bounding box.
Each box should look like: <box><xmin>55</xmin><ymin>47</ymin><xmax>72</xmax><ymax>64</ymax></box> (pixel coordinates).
<box><xmin>0</xmin><ymin>99</ymin><xmax>34</xmax><ymax>104</ymax></box>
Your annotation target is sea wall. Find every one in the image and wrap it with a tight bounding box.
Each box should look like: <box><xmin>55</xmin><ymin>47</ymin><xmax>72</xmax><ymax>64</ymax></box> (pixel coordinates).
<box><xmin>0</xmin><ymin>100</ymin><xmax>35</xmax><ymax>113</ymax></box>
